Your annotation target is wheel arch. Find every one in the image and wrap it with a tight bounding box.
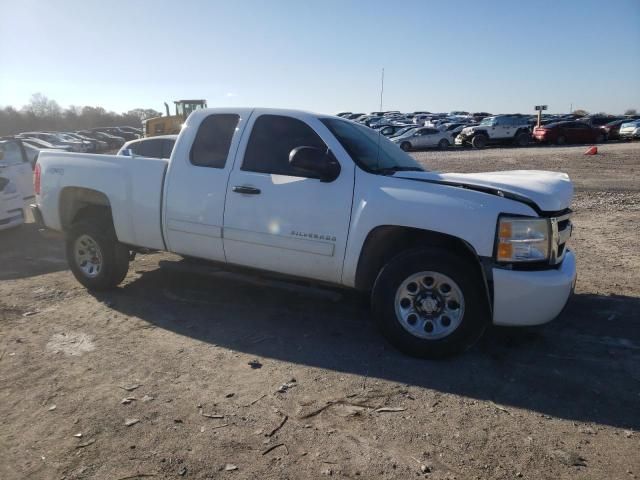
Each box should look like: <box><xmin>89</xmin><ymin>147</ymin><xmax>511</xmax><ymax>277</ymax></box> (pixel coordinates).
<box><xmin>354</xmin><ymin>225</ymin><xmax>491</xmax><ymax>307</ymax></box>
<box><xmin>59</xmin><ymin>186</ymin><xmax>113</xmax><ymax>232</ymax></box>
<box><xmin>469</xmin><ymin>129</ymin><xmax>488</xmax><ymax>138</ymax></box>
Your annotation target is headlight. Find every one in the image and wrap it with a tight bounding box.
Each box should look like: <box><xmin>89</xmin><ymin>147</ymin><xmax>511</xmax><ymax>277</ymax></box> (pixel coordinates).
<box><xmin>496</xmin><ymin>216</ymin><xmax>550</xmax><ymax>262</ymax></box>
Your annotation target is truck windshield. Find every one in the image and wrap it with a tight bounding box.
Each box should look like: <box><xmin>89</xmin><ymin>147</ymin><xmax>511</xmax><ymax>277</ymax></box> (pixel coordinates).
<box><xmin>320</xmin><ymin>118</ymin><xmax>424</xmax><ymax>174</ymax></box>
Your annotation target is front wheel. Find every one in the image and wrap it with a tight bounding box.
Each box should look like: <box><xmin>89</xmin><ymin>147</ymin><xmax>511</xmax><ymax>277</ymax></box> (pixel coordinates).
<box><xmin>595</xmin><ymin>133</ymin><xmax>605</xmax><ymax>143</ymax></box>
<box><xmin>515</xmin><ymin>132</ymin><xmax>530</xmax><ymax>147</ymax></box>
<box><xmin>371</xmin><ymin>249</ymin><xmax>489</xmax><ymax>358</ymax></box>
<box><xmin>66</xmin><ymin>217</ymin><xmax>130</xmax><ymax>290</ymax></box>
<box><xmin>400</xmin><ymin>141</ymin><xmax>411</xmax><ymax>151</ymax></box>
<box><xmin>471</xmin><ymin>135</ymin><xmax>487</xmax><ymax>149</ymax></box>
<box><xmin>438</xmin><ymin>139</ymin><xmax>450</xmax><ymax>150</ymax></box>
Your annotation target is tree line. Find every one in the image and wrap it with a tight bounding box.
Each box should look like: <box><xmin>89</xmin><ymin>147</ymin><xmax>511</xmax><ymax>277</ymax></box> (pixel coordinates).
<box><xmin>0</xmin><ymin>93</ymin><xmax>162</xmax><ymax>136</ymax></box>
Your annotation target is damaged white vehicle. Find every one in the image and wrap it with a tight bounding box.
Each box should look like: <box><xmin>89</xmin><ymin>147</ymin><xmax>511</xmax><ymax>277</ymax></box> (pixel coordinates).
<box><xmin>32</xmin><ymin>109</ymin><xmax>576</xmax><ymax>357</ymax></box>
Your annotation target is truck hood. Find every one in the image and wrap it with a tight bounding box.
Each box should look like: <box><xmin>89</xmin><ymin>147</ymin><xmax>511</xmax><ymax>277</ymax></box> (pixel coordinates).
<box><xmin>394</xmin><ymin>170</ymin><xmax>573</xmax><ymax>212</ymax></box>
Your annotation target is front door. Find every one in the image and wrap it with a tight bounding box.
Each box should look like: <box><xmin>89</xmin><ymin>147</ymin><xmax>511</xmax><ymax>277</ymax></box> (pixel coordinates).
<box><xmin>223</xmin><ymin>113</ymin><xmax>355</xmax><ymax>284</ymax></box>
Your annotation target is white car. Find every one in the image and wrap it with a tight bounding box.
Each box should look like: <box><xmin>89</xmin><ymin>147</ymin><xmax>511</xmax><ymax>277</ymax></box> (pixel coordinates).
<box><xmin>0</xmin><ymin>139</ymin><xmax>35</xmax><ymax>202</ymax></box>
<box><xmin>118</xmin><ymin>135</ymin><xmax>178</xmax><ymax>159</ymax></box>
<box><xmin>0</xmin><ymin>170</ymin><xmax>25</xmax><ymax>230</ymax></box>
<box><xmin>32</xmin><ymin>108</ymin><xmax>576</xmax><ymax>358</ymax></box>
<box><xmin>455</xmin><ymin>115</ymin><xmax>531</xmax><ymax>148</ymax></box>
<box><xmin>391</xmin><ymin>126</ymin><xmax>452</xmax><ymax>150</ymax></box>
<box><xmin>619</xmin><ymin>120</ymin><xmax>640</xmax><ymax>140</ymax></box>
<box><xmin>22</xmin><ymin>142</ymin><xmax>60</xmax><ymax>167</ymax></box>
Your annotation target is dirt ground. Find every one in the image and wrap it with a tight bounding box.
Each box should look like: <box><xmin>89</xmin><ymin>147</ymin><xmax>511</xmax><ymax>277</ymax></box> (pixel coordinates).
<box><xmin>1</xmin><ymin>143</ymin><xmax>639</xmax><ymax>480</ymax></box>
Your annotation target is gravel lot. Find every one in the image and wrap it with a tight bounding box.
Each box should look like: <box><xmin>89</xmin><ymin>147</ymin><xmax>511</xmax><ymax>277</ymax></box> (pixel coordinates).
<box><xmin>1</xmin><ymin>142</ymin><xmax>639</xmax><ymax>480</ymax></box>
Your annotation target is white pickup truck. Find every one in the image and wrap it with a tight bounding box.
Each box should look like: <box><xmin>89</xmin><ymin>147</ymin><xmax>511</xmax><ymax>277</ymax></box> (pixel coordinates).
<box><xmin>32</xmin><ymin>108</ymin><xmax>576</xmax><ymax>357</ymax></box>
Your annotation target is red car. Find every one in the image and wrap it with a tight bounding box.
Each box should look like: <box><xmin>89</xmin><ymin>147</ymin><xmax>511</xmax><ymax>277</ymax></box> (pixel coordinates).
<box><xmin>533</xmin><ymin>121</ymin><xmax>605</xmax><ymax>145</ymax></box>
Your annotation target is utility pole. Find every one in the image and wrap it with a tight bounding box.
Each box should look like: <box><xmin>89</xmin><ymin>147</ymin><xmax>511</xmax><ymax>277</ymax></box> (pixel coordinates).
<box><xmin>570</xmin><ymin>102</ymin><xmax>573</xmax><ymax>114</ymax></box>
<box><xmin>379</xmin><ymin>68</ymin><xmax>384</xmax><ymax>112</ymax></box>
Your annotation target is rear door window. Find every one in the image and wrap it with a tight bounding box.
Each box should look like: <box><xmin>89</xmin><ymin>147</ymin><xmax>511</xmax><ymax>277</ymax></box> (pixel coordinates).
<box><xmin>190</xmin><ymin>114</ymin><xmax>240</xmax><ymax>168</ymax></box>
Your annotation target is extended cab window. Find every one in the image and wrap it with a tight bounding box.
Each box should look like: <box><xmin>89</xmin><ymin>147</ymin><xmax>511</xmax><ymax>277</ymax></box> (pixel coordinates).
<box><xmin>190</xmin><ymin>114</ymin><xmax>239</xmax><ymax>168</ymax></box>
<box><xmin>242</xmin><ymin>115</ymin><xmax>326</xmax><ymax>177</ymax></box>
<box><xmin>137</xmin><ymin>139</ymin><xmax>163</xmax><ymax>158</ymax></box>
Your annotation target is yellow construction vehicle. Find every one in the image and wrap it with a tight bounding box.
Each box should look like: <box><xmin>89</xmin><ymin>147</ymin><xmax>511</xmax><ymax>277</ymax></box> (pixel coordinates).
<box><xmin>143</xmin><ymin>99</ymin><xmax>207</xmax><ymax>137</ymax></box>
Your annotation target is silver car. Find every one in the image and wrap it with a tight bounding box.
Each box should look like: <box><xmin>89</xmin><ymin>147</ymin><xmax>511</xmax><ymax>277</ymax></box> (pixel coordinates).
<box><xmin>391</xmin><ymin>127</ymin><xmax>452</xmax><ymax>151</ymax></box>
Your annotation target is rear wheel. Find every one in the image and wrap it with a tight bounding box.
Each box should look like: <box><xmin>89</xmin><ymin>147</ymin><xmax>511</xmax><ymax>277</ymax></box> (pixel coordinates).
<box><xmin>400</xmin><ymin>142</ymin><xmax>411</xmax><ymax>151</ymax></box>
<box><xmin>556</xmin><ymin>135</ymin><xmax>566</xmax><ymax>145</ymax></box>
<box><xmin>471</xmin><ymin>134</ymin><xmax>487</xmax><ymax>149</ymax></box>
<box><xmin>438</xmin><ymin>139</ymin><xmax>450</xmax><ymax>150</ymax></box>
<box><xmin>371</xmin><ymin>249</ymin><xmax>489</xmax><ymax>358</ymax></box>
<box><xmin>515</xmin><ymin>131</ymin><xmax>530</xmax><ymax>147</ymax></box>
<box><xmin>66</xmin><ymin>216</ymin><xmax>130</xmax><ymax>290</ymax></box>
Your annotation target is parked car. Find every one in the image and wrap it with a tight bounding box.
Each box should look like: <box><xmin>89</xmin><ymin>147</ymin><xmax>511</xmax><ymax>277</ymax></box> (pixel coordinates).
<box><xmin>93</xmin><ymin>127</ymin><xmax>137</xmax><ymax>141</ymax></box>
<box><xmin>600</xmin><ymin>119</ymin><xmax>633</xmax><ymax>141</ymax></box>
<box><xmin>532</xmin><ymin>121</ymin><xmax>605</xmax><ymax>145</ymax></box>
<box><xmin>32</xmin><ymin>108</ymin><xmax>576</xmax><ymax>358</ymax></box>
<box><xmin>57</xmin><ymin>133</ymin><xmax>94</xmax><ymax>152</ymax></box>
<box><xmin>392</xmin><ymin>127</ymin><xmax>453</xmax><ymax>151</ymax></box>
<box><xmin>78</xmin><ymin>130</ymin><xmax>125</xmax><ymax>149</ymax></box>
<box><xmin>377</xmin><ymin>125</ymin><xmax>415</xmax><ymax>137</ymax></box>
<box><xmin>448</xmin><ymin>123</ymin><xmax>478</xmax><ymax>142</ymax></box>
<box><xmin>387</xmin><ymin>126</ymin><xmax>418</xmax><ymax>139</ymax></box>
<box><xmin>0</xmin><ymin>169</ymin><xmax>24</xmax><ymax>230</ymax></box>
<box><xmin>117</xmin><ymin>135</ymin><xmax>177</xmax><ymax>159</ymax></box>
<box><xmin>0</xmin><ymin>138</ymin><xmax>34</xmax><ymax>202</ymax></box>
<box><xmin>619</xmin><ymin>120</ymin><xmax>640</xmax><ymax>140</ymax></box>
<box><xmin>118</xmin><ymin>126</ymin><xmax>143</xmax><ymax>136</ymax></box>
<box><xmin>579</xmin><ymin>116</ymin><xmax>625</xmax><ymax>127</ymax></box>
<box><xmin>19</xmin><ymin>137</ymin><xmax>72</xmax><ymax>152</ymax></box>
<box><xmin>72</xmin><ymin>132</ymin><xmax>109</xmax><ymax>152</ymax></box>
<box><xmin>21</xmin><ymin>132</ymin><xmax>85</xmax><ymax>152</ymax></box>
<box><xmin>22</xmin><ymin>142</ymin><xmax>60</xmax><ymax>168</ymax></box>
<box><xmin>455</xmin><ymin>115</ymin><xmax>531</xmax><ymax>148</ymax></box>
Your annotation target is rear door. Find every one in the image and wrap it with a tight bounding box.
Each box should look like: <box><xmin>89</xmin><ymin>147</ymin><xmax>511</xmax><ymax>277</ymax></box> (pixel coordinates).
<box><xmin>222</xmin><ymin>112</ymin><xmax>355</xmax><ymax>283</ymax></box>
<box><xmin>0</xmin><ymin>140</ymin><xmax>33</xmax><ymax>201</ymax></box>
<box><xmin>163</xmin><ymin>110</ymin><xmax>249</xmax><ymax>261</ymax></box>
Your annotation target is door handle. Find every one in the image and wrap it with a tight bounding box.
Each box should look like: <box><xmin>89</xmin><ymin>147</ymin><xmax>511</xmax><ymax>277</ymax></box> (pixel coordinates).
<box><xmin>232</xmin><ymin>185</ymin><xmax>261</xmax><ymax>195</ymax></box>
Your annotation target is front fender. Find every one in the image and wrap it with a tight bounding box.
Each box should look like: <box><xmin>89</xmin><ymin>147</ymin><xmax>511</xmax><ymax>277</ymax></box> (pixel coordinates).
<box><xmin>341</xmin><ymin>170</ymin><xmax>537</xmax><ymax>287</ymax></box>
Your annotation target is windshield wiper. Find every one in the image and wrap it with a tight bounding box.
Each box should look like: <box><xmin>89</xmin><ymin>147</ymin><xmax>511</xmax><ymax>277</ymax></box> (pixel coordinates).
<box><xmin>373</xmin><ymin>166</ymin><xmax>424</xmax><ymax>175</ymax></box>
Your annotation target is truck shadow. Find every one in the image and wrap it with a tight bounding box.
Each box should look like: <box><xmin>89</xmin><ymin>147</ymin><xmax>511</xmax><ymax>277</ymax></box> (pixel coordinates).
<box><xmin>0</xmin><ymin>223</ymin><xmax>67</xmax><ymax>281</ymax></box>
<box><xmin>100</xmin><ymin>257</ymin><xmax>640</xmax><ymax>431</ymax></box>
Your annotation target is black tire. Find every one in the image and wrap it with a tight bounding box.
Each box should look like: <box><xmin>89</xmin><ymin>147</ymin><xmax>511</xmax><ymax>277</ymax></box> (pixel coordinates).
<box><xmin>596</xmin><ymin>133</ymin><xmax>605</xmax><ymax>143</ymax></box>
<box><xmin>438</xmin><ymin>139</ymin><xmax>450</xmax><ymax>150</ymax></box>
<box><xmin>515</xmin><ymin>131</ymin><xmax>530</xmax><ymax>147</ymax></box>
<box><xmin>400</xmin><ymin>141</ymin><xmax>411</xmax><ymax>151</ymax></box>
<box><xmin>371</xmin><ymin>248</ymin><xmax>489</xmax><ymax>358</ymax></box>
<box><xmin>65</xmin><ymin>214</ymin><xmax>130</xmax><ymax>290</ymax></box>
<box><xmin>556</xmin><ymin>135</ymin><xmax>566</xmax><ymax>146</ymax></box>
<box><xmin>471</xmin><ymin>134</ymin><xmax>487</xmax><ymax>149</ymax></box>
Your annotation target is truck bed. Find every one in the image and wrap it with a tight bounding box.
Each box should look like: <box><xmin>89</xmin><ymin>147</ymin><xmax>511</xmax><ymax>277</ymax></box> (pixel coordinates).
<box><xmin>37</xmin><ymin>151</ymin><xmax>168</xmax><ymax>250</ymax></box>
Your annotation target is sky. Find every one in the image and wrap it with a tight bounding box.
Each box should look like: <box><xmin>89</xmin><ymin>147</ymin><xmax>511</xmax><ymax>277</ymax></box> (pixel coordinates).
<box><xmin>1</xmin><ymin>0</ymin><xmax>639</xmax><ymax>115</ymax></box>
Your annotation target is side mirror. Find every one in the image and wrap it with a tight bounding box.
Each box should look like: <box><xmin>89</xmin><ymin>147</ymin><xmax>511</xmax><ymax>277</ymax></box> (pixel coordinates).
<box><xmin>289</xmin><ymin>146</ymin><xmax>340</xmax><ymax>183</ymax></box>
<box><xmin>121</xmin><ymin>148</ymin><xmax>135</xmax><ymax>157</ymax></box>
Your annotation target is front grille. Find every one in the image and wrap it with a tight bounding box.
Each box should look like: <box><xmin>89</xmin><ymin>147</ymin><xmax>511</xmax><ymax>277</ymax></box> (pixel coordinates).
<box><xmin>550</xmin><ymin>212</ymin><xmax>572</xmax><ymax>265</ymax></box>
